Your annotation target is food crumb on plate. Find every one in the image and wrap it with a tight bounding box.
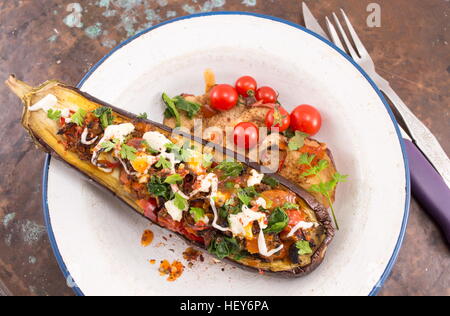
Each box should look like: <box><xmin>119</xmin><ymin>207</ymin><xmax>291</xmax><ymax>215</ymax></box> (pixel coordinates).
<box><xmin>140</xmin><ymin>230</ymin><xmax>154</xmax><ymax>247</ymax></box>
<box><xmin>182</xmin><ymin>247</ymin><xmax>202</xmax><ymax>263</ymax></box>
<box><xmin>159</xmin><ymin>260</ymin><xmax>184</xmax><ymax>281</ymax></box>
<box><xmin>149</xmin><ymin>259</ymin><xmax>156</xmax><ymax>265</ymax></box>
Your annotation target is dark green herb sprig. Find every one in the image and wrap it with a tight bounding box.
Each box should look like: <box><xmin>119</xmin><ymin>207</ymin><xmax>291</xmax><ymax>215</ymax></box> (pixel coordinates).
<box><xmin>119</xmin><ymin>144</ymin><xmax>137</xmax><ymax>161</ymax></box>
<box><xmin>147</xmin><ymin>176</ymin><xmax>172</xmax><ymax>200</ymax></box>
<box><xmin>264</xmin><ymin>208</ymin><xmax>289</xmax><ymax>234</ymax></box>
<box><xmin>93</xmin><ymin>106</ymin><xmax>114</xmax><ymax>129</ymax></box>
<box><xmin>298</xmin><ymin>153</ymin><xmax>329</xmax><ymax>177</ymax></box>
<box><xmin>162</xmin><ymin>93</ymin><xmax>201</xmax><ymax>127</ymax></box>
<box><xmin>309</xmin><ymin>172</ymin><xmax>348</xmax><ymax>230</ymax></box>
<box><xmin>208</xmin><ymin>236</ymin><xmax>242</xmax><ymax>260</ymax></box>
<box><xmin>214</xmin><ymin>161</ymin><xmax>244</xmax><ymax>179</ymax></box>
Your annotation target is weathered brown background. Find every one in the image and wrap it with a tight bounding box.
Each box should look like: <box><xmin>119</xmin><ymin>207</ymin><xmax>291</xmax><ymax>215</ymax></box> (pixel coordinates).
<box><xmin>0</xmin><ymin>0</ymin><xmax>448</xmax><ymax>296</ymax></box>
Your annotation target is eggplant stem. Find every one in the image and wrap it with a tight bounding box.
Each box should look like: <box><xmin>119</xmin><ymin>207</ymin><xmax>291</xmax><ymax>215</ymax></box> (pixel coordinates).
<box><xmin>5</xmin><ymin>75</ymin><xmax>33</xmax><ymax>100</ymax></box>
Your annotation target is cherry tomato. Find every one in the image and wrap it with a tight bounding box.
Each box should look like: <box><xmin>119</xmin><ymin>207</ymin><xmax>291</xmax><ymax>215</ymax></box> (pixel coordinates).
<box><xmin>265</xmin><ymin>106</ymin><xmax>290</xmax><ymax>132</ymax></box>
<box><xmin>210</xmin><ymin>84</ymin><xmax>239</xmax><ymax>111</ymax></box>
<box><xmin>233</xmin><ymin>122</ymin><xmax>259</xmax><ymax>149</ymax></box>
<box><xmin>290</xmin><ymin>105</ymin><xmax>322</xmax><ymax>136</ymax></box>
<box><xmin>235</xmin><ymin>76</ymin><xmax>257</xmax><ymax>97</ymax></box>
<box><xmin>255</xmin><ymin>86</ymin><xmax>278</xmax><ymax>104</ymax></box>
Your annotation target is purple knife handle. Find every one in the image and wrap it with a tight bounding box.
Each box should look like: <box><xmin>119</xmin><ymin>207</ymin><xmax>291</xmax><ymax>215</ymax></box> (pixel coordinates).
<box><xmin>404</xmin><ymin>139</ymin><xmax>450</xmax><ymax>244</ymax></box>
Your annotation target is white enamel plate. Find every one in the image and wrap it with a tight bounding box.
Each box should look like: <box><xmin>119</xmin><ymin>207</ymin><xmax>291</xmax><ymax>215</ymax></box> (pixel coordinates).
<box><xmin>43</xmin><ymin>13</ymin><xmax>410</xmax><ymax>296</ymax></box>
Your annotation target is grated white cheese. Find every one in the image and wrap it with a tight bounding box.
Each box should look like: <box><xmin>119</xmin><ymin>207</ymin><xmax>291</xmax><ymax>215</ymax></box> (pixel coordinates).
<box><xmin>228</xmin><ymin>205</ymin><xmax>267</xmax><ymax>239</ymax></box>
<box><xmin>287</xmin><ymin>221</ymin><xmax>319</xmax><ymax>238</ymax></box>
<box><xmin>247</xmin><ymin>169</ymin><xmax>264</xmax><ymax>187</ymax></box>
<box><xmin>29</xmin><ymin>94</ymin><xmax>58</xmax><ymax>112</ymax></box>
<box><xmin>164</xmin><ymin>199</ymin><xmax>186</xmax><ymax>222</ymax></box>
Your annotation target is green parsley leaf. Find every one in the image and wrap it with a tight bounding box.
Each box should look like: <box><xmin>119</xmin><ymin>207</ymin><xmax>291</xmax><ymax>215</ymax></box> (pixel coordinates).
<box><xmin>172</xmin><ymin>96</ymin><xmax>201</xmax><ymax>119</ymax></box>
<box><xmin>208</xmin><ymin>236</ymin><xmax>242</xmax><ymax>260</ymax></box>
<box><xmin>101</xmin><ymin>140</ymin><xmax>116</xmax><ymax>152</ymax></box>
<box><xmin>173</xmin><ymin>193</ymin><xmax>187</xmax><ymax>210</ymax></box>
<box><xmin>155</xmin><ymin>156</ymin><xmax>172</xmax><ymax>169</ymax></box>
<box><xmin>288</xmin><ymin>131</ymin><xmax>309</xmax><ymax>151</ymax></box>
<box><xmin>237</xmin><ymin>190</ymin><xmax>252</xmax><ymax>206</ymax></box>
<box><xmin>164</xmin><ymin>174</ymin><xmax>183</xmax><ymax>184</ymax></box>
<box><xmin>264</xmin><ymin>208</ymin><xmax>289</xmax><ymax>234</ymax></box>
<box><xmin>119</xmin><ymin>144</ymin><xmax>137</xmax><ymax>161</ymax></box>
<box><xmin>295</xmin><ymin>240</ymin><xmax>313</xmax><ymax>256</ymax></box>
<box><xmin>262</xmin><ymin>176</ymin><xmax>279</xmax><ymax>188</ymax></box>
<box><xmin>309</xmin><ymin>172</ymin><xmax>348</xmax><ymax>230</ymax></box>
<box><xmin>162</xmin><ymin>93</ymin><xmax>181</xmax><ymax>127</ymax></box>
<box><xmin>137</xmin><ymin>112</ymin><xmax>148</xmax><ymax>119</ymax></box>
<box><xmin>281</xmin><ymin>203</ymin><xmax>300</xmax><ymax>210</ymax></box>
<box><xmin>147</xmin><ymin>176</ymin><xmax>172</xmax><ymax>200</ymax></box>
<box><xmin>202</xmin><ymin>153</ymin><xmax>214</xmax><ymax>168</ymax></box>
<box><xmin>298</xmin><ymin>153</ymin><xmax>329</xmax><ymax>177</ymax></box>
<box><xmin>93</xmin><ymin>106</ymin><xmax>114</xmax><ymax>129</ymax></box>
<box><xmin>71</xmin><ymin>108</ymin><xmax>87</xmax><ymax>126</ymax></box>
<box><xmin>214</xmin><ymin>161</ymin><xmax>244</xmax><ymax>178</ymax></box>
<box><xmin>225</xmin><ymin>182</ymin><xmax>235</xmax><ymax>189</ymax></box>
<box><xmin>47</xmin><ymin>109</ymin><xmax>62</xmax><ymax>121</ymax></box>
<box><xmin>189</xmin><ymin>207</ymin><xmax>205</xmax><ymax>223</ymax></box>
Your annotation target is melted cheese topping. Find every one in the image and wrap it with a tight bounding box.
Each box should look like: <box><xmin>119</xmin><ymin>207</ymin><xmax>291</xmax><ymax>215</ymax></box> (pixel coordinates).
<box><xmin>165</xmin><ymin>199</ymin><xmax>186</xmax><ymax>222</ymax></box>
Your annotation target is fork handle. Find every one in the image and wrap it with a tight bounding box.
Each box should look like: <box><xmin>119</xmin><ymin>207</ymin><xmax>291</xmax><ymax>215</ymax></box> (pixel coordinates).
<box><xmin>404</xmin><ymin>139</ymin><xmax>450</xmax><ymax>244</ymax></box>
<box><xmin>380</xmin><ymin>83</ymin><xmax>450</xmax><ymax>188</ymax></box>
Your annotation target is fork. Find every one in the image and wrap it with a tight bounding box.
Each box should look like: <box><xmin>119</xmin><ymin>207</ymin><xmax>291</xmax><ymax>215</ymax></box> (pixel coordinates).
<box><xmin>303</xmin><ymin>4</ymin><xmax>450</xmax><ymax>244</ymax></box>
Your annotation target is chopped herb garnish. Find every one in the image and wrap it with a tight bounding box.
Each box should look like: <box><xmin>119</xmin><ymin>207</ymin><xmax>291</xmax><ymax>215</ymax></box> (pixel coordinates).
<box><xmin>264</xmin><ymin>208</ymin><xmax>289</xmax><ymax>234</ymax></box>
<box><xmin>208</xmin><ymin>236</ymin><xmax>242</xmax><ymax>260</ymax></box>
<box><xmin>214</xmin><ymin>161</ymin><xmax>244</xmax><ymax>179</ymax></box>
<box><xmin>101</xmin><ymin>140</ymin><xmax>116</xmax><ymax>152</ymax></box>
<box><xmin>172</xmin><ymin>96</ymin><xmax>201</xmax><ymax>119</ymax></box>
<box><xmin>298</xmin><ymin>153</ymin><xmax>329</xmax><ymax>177</ymax></box>
<box><xmin>288</xmin><ymin>131</ymin><xmax>309</xmax><ymax>151</ymax></box>
<box><xmin>262</xmin><ymin>176</ymin><xmax>279</xmax><ymax>188</ymax></box>
<box><xmin>137</xmin><ymin>112</ymin><xmax>148</xmax><ymax>119</ymax></box>
<box><xmin>225</xmin><ymin>182</ymin><xmax>235</xmax><ymax>189</ymax></box>
<box><xmin>141</xmin><ymin>140</ymin><xmax>159</xmax><ymax>154</ymax></box>
<box><xmin>155</xmin><ymin>156</ymin><xmax>172</xmax><ymax>169</ymax></box>
<box><xmin>162</xmin><ymin>93</ymin><xmax>181</xmax><ymax>127</ymax></box>
<box><xmin>281</xmin><ymin>203</ymin><xmax>300</xmax><ymax>210</ymax></box>
<box><xmin>147</xmin><ymin>176</ymin><xmax>172</xmax><ymax>200</ymax></box>
<box><xmin>47</xmin><ymin>109</ymin><xmax>61</xmax><ymax>120</ymax></box>
<box><xmin>237</xmin><ymin>186</ymin><xmax>258</xmax><ymax>206</ymax></box>
<box><xmin>173</xmin><ymin>192</ymin><xmax>187</xmax><ymax>210</ymax></box>
<box><xmin>189</xmin><ymin>207</ymin><xmax>205</xmax><ymax>223</ymax></box>
<box><xmin>295</xmin><ymin>240</ymin><xmax>313</xmax><ymax>256</ymax></box>
<box><xmin>164</xmin><ymin>174</ymin><xmax>183</xmax><ymax>184</ymax></box>
<box><xmin>202</xmin><ymin>153</ymin><xmax>214</xmax><ymax>168</ymax></box>
<box><xmin>119</xmin><ymin>144</ymin><xmax>137</xmax><ymax>161</ymax></box>
<box><xmin>93</xmin><ymin>106</ymin><xmax>114</xmax><ymax>129</ymax></box>
<box><xmin>71</xmin><ymin>108</ymin><xmax>87</xmax><ymax>126</ymax></box>
<box><xmin>309</xmin><ymin>172</ymin><xmax>348</xmax><ymax>230</ymax></box>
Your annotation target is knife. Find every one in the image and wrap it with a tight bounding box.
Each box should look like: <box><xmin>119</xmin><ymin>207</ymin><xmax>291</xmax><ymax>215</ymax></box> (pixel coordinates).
<box><xmin>302</xmin><ymin>2</ymin><xmax>450</xmax><ymax>243</ymax></box>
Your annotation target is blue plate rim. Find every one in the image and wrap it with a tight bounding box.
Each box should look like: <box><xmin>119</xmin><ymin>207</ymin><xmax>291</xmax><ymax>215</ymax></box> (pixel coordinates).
<box><xmin>42</xmin><ymin>11</ymin><xmax>411</xmax><ymax>297</ymax></box>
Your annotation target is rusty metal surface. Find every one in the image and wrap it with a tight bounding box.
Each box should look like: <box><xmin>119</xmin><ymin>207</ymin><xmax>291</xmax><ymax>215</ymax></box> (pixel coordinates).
<box><xmin>0</xmin><ymin>0</ymin><xmax>448</xmax><ymax>296</ymax></box>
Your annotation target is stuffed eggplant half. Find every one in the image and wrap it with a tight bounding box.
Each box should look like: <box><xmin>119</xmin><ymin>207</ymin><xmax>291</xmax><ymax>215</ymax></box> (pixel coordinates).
<box><xmin>6</xmin><ymin>76</ymin><xmax>334</xmax><ymax>277</ymax></box>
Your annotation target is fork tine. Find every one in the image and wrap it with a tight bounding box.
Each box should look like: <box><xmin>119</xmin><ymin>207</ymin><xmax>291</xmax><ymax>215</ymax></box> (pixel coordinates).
<box><xmin>340</xmin><ymin>8</ymin><xmax>370</xmax><ymax>58</ymax></box>
<box><xmin>332</xmin><ymin>12</ymin><xmax>360</xmax><ymax>60</ymax></box>
<box><xmin>325</xmin><ymin>16</ymin><xmax>346</xmax><ymax>52</ymax></box>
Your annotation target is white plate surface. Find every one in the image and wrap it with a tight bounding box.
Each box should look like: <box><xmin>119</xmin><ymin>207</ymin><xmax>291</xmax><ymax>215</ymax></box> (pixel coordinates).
<box><xmin>45</xmin><ymin>13</ymin><xmax>409</xmax><ymax>296</ymax></box>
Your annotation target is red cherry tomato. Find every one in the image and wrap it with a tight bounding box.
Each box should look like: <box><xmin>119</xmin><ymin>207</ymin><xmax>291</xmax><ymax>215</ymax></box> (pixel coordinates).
<box><xmin>265</xmin><ymin>106</ymin><xmax>290</xmax><ymax>132</ymax></box>
<box><xmin>255</xmin><ymin>86</ymin><xmax>278</xmax><ymax>104</ymax></box>
<box><xmin>233</xmin><ymin>122</ymin><xmax>259</xmax><ymax>149</ymax></box>
<box><xmin>210</xmin><ymin>84</ymin><xmax>239</xmax><ymax>111</ymax></box>
<box><xmin>290</xmin><ymin>105</ymin><xmax>322</xmax><ymax>136</ymax></box>
<box><xmin>235</xmin><ymin>76</ymin><xmax>257</xmax><ymax>97</ymax></box>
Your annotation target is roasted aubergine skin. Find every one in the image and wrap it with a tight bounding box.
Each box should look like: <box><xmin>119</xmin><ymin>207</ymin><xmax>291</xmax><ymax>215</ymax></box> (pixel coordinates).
<box><xmin>6</xmin><ymin>75</ymin><xmax>334</xmax><ymax>278</ymax></box>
